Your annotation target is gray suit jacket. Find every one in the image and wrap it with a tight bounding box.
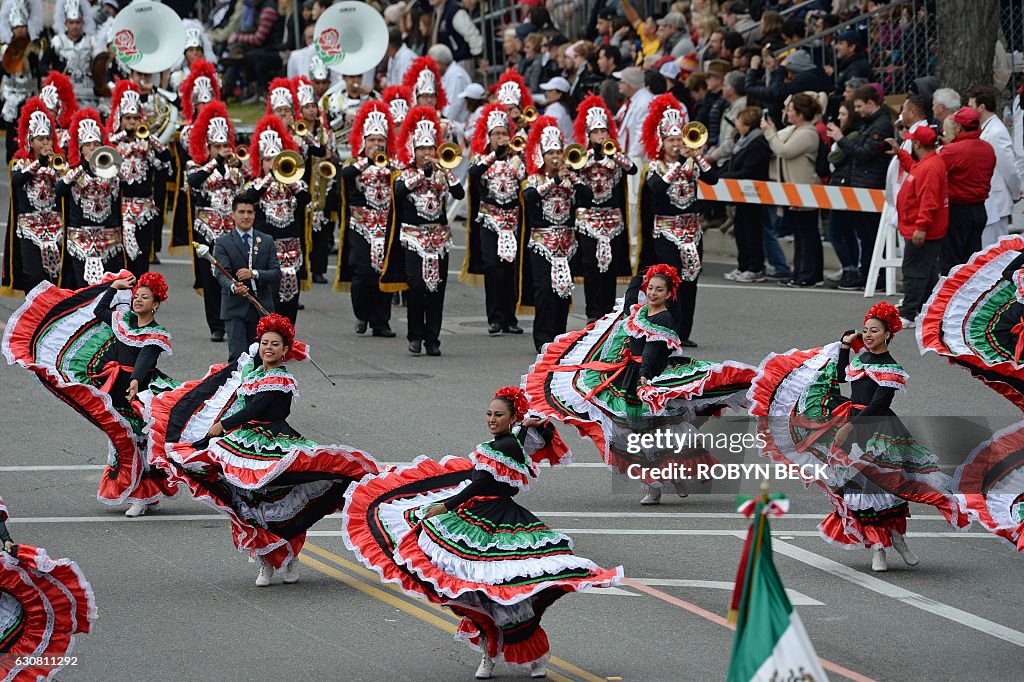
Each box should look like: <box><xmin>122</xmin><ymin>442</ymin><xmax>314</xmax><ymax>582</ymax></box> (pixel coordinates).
<box><xmin>214</xmin><ymin>229</ymin><xmax>281</xmax><ymax>320</ymax></box>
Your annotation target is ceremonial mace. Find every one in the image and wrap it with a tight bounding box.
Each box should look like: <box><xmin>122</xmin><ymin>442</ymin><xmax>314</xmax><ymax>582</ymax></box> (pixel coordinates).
<box><xmin>193</xmin><ymin>242</ymin><xmax>336</xmax><ymax>386</ymax></box>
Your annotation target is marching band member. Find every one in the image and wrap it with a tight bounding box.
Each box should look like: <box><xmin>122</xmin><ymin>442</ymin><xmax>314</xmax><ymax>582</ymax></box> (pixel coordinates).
<box><xmin>494</xmin><ymin>70</ymin><xmax>535</xmax><ymax>135</ymax></box>
<box><xmin>574</xmin><ymin>94</ymin><xmax>636</xmax><ymax>322</ymax></box>
<box><xmin>186</xmin><ymin>101</ymin><xmax>245</xmax><ymax>342</ymax></box>
<box><xmin>267</xmin><ymin>76</ymin><xmax>297</xmax><ymax>128</ymax></box>
<box><xmin>44</xmin><ymin>0</ymin><xmax>97</xmax><ymax>109</ymax></box>
<box><xmin>247</xmin><ymin>114</ymin><xmax>311</xmax><ymax>325</ymax></box>
<box><xmin>309</xmin><ymin>54</ymin><xmax>333</xmax><ymax>104</ymax></box>
<box><xmin>519</xmin><ymin>116</ymin><xmax>592</xmax><ymax>353</ymax></box>
<box><xmin>0</xmin><ymin>97</ymin><xmax>61</xmax><ymax>295</ymax></box>
<box><xmin>637</xmin><ymin>94</ymin><xmax>718</xmax><ymax>348</ymax></box>
<box><xmin>402</xmin><ymin>56</ymin><xmax>455</xmax><ymax>143</ymax></box>
<box><xmin>462</xmin><ymin>102</ymin><xmax>525</xmax><ymax>336</ymax></box>
<box><xmin>58</xmin><ymin>107</ymin><xmax>123</xmax><ymax>288</ymax></box>
<box><xmin>168</xmin><ymin>19</ymin><xmax>216</xmax><ymax>93</ymax></box>
<box><xmin>295</xmin><ymin>74</ymin><xmax>336</xmax><ymax>284</ymax></box>
<box><xmin>332</xmin><ymin>72</ymin><xmax>373</xmax><ymax>148</ymax></box>
<box><xmin>109</xmin><ymin>80</ymin><xmax>172</xmax><ymax>276</ymax></box>
<box><xmin>381</xmin><ymin>84</ymin><xmax>411</xmax><ymax>131</ymax></box>
<box><xmin>0</xmin><ymin>0</ymin><xmax>44</xmax><ymax>162</ymax></box>
<box><xmin>381</xmin><ymin>106</ymin><xmax>465</xmax><ymax>356</ymax></box>
<box><xmin>38</xmin><ymin>71</ymin><xmax>77</xmax><ymax>149</ymax></box>
<box><xmin>336</xmin><ymin>100</ymin><xmax>396</xmax><ymax>338</ymax></box>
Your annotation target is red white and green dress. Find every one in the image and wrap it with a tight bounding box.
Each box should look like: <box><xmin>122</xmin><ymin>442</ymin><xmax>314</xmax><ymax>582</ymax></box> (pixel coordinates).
<box><xmin>146</xmin><ymin>345</ymin><xmax>382</xmax><ymax>569</ymax></box>
<box><xmin>0</xmin><ymin>498</ymin><xmax>97</xmax><ymax>681</ymax></box>
<box><xmin>523</xmin><ymin>278</ymin><xmax>756</xmax><ymax>484</ymax></box>
<box><xmin>749</xmin><ymin>341</ymin><xmax>968</xmax><ymax>550</ymax></box>
<box><xmin>342</xmin><ymin>425</ymin><xmax>621</xmax><ymax>668</ymax></box>
<box><xmin>2</xmin><ymin>278</ymin><xmax>179</xmax><ymax>506</ymax></box>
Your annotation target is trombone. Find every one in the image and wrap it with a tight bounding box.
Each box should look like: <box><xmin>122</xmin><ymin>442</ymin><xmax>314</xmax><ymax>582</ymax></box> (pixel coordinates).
<box><xmin>509</xmin><ymin>135</ymin><xmax>526</xmax><ymax>153</ymax></box>
<box><xmin>601</xmin><ymin>139</ymin><xmax>619</xmax><ymax>156</ymax></box>
<box><xmin>292</xmin><ymin>120</ymin><xmax>310</xmax><ymax>137</ymax></box>
<box><xmin>563</xmin><ymin>143</ymin><xmax>587</xmax><ymax>171</ymax></box>
<box><xmin>682</xmin><ymin>121</ymin><xmax>708</xmax><ymax>149</ymax></box>
<box><xmin>235</xmin><ymin>145</ymin><xmax>250</xmax><ymax>162</ymax></box>
<box><xmin>272</xmin><ymin>150</ymin><xmax>305</xmax><ymax>185</ymax></box>
<box><xmin>50</xmin><ymin>155</ymin><xmax>69</xmax><ymax>174</ymax></box>
<box><xmin>135</xmin><ymin>124</ymin><xmax>150</xmax><ymax>140</ymax></box>
<box><xmin>437</xmin><ymin>142</ymin><xmax>462</xmax><ymax>170</ymax></box>
<box><xmin>90</xmin><ymin>146</ymin><xmax>122</xmax><ymax>179</ymax></box>
<box><xmin>516</xmin><ymin>105</ymin><xmax>538</xmax><ymax>128</ymax></box>
<box><xmin>372</xmin><ymin>151</ymin><xmax>389</xmax><ymax>168</ymax></box>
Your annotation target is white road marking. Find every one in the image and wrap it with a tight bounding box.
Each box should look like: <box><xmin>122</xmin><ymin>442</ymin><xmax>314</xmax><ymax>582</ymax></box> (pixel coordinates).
<box><xmin>633</xmin><ymin>578</ymin><xmax>823</xmax><ymax>606</ymax></box>
<box><xmin>768</xmin><ymin>536</ymin><xmax>1024</xmax><ymax>649</ymax></box>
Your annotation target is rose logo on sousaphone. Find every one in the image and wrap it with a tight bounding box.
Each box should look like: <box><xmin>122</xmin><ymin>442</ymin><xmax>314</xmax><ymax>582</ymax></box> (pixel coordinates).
<box><xmin>113</xmin><ymin>29</ymin><xmax>142</xmax><ymax>67</ymax></box>
<box><xmin>315</xmin><ymin>28</ymin><xmax>346</xmax><ymax>67</ymax></box>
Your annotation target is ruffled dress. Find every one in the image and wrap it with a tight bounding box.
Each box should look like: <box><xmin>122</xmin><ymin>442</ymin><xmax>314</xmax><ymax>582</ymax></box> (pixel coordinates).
<box><xmin>342</xmin><ymin>425</ymin><xmax>621</xmax><ymax>667</ymax></box>
<box><xmin>2</xmin><ymin>279</ymin><xmax>178</xmax><ymax>505</ymax></box>
<box><xmin>146</xmin><ymin>346</ymin><xmax>381</xmax><ymax>569</ymax></box>
<box><xmin>0</xmin><ymin>498</ymin><xmax>97</xmax><ymax>681</ymax></box>
<box><xmin>749</xmin><ymin>342</ymin><xmax>968</xmax><ymax>550</ymax></box>
<box><xmin>523</xmin><ymin>279</ymin><xmax>756</xmax><ymax>484</ymax></box>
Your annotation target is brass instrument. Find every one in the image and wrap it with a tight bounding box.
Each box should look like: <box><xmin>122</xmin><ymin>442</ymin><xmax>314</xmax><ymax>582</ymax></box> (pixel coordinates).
<box><xmin>1</xmin><ymin>36</ymin><xmax>29</xmax><ymax>73</ymax></box>
<box><xmin>292</xmin><ymin>120</ymin><xmax>310</xmax><ymax>137</ymax></box>
<box><xmin>90</xmin><ymin>146</ymin><xmax>122</xmax><ymax>179</ymax></box>
<box><xmin>235</xmin><ymin>145</ymin><xmax>250</xmax><ymax>162</ymax></box>
<box><xmin>518</xmin><ymin>106</ymin><xmax>538</xmax><ymax>127</ymax></box>
<box><xmin>372</xmin><ymin>151</ymin><xmax>389</xmax><ymax>168</ymax></box>
<box><xmin>311</xmin><ymin>160</ymin><xmax>337</xmax><ymax>211</ymax></box>
<box><xmin>91</xmin><ymin>53</ymin><xmax>112</xmax><ymax>97</ymax></box>
<box><xmin>510</xmin><ymin>135</ymin><xmax>526</xmax><ymax>153</ymax></box>
<box><xmin>135</xmin><ymin>124</ymin><xmax>150</xmax><ymax>140</ymax></box>
<box><xmin>272</xmin><ymin>150</ymin><xmax>305</xmax><ymax>185</ymax></box>
<box><xmin>564</xmin><ymin>144</ymin><xmax>587</xmax><ymax>171</ymax></box>
<box><xmin>50</xmin><ymin>155</ymin><xmax>68</xmax><ymax>174</ymax></box>
<box><xmin>682</xmin><ymin>121</ymin><xmax>709</xmax><ymax>149</ymax></box>
<box><xmin>601</xmin><ymin>140</ymin><xmax>619</xmax><ymax>156</ymax></box>
<box><xmin>437</xmin><ymin>142</ymin><xmax>462</xmax><ymax>170</ymax></box>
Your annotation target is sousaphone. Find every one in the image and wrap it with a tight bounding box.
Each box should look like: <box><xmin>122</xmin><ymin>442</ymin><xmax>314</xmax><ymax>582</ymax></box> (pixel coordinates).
<box><xmin>109</xmin><ymin>0</ymin><xmax>186</xmax><ymax>74</ymax></box>
<box><xmin>313</xmin><ymin>1</ymin><xmax>388</xmax><ymax>76</ymax></box>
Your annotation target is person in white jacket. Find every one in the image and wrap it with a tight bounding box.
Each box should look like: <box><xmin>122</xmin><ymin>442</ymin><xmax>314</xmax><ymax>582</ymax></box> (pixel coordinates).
<box><xmin>970</xmin><ymin>85</ymin><xmax>1022</xmax><ymax>245</ymax></box>
<box><xmin>883</xmin><ymin>95</ymin><xmax>930</xmax><ymax>231</ymax></box>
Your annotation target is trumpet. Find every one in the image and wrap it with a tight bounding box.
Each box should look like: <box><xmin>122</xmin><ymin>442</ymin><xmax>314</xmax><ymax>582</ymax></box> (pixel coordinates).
<box><xmin>437</xmin><ymin>142</ymin><xmax>462</xmax><ymax>170</ymax></box>
<box><xmin>134</xmin><ymin>124</ymin><xmax>150</xmax><ymax>140</ymax></box>
<box><xmin>90</xmin><ymin>146</ymin><xmax>122</xmax><ymax>179</ymax></box>
<box><xmin>292</xmin><ymin>120</ymin><xmax>310</xmax><ymax>137</ymax></box>
<box><xmin>272</xmin><ymin>150</ymin><xmax>306</xmax><ymax>185</ymax></box>
<box><xmin>50</xmin><ymin>155</ymin><xmax>69</xmax><ymax>174</ymax></box>
<box><xmin>372</xmin><ymin>151</ymin><xmax>389</xmax><ymax>168</ymax></box>
<box><xmin>682</xmin><ymin>121</ymin><xmax>709</xmax><ymax>149</ymax></box>
<box><xmin>564</xmin><ymin>143</ymin><xmax>587</xmax><ymax>171</ymax></box>
<box><xmin>509</xmin><ymin>135</ymin><xmax>526</xmax><ymax>153</ymax></box>
<box><xmin>601</xmin><ymin>139</ymin><xmax>619</xmax><ymax>156</ymax></box>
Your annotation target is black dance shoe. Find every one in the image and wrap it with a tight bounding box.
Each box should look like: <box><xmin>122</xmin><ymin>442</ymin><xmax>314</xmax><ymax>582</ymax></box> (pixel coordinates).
<box><xmin>355</xmin><ymin>320</ymin><xmax>368</xmax><ymax>334</ymax></box>
<box><xmin>408</xmin><ymin>340</ymin><xmax>422</xmax><ymax>354</ymax></box>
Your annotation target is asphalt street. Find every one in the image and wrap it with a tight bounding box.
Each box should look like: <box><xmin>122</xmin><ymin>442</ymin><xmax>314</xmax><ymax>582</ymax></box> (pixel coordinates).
<box><xmin>0</xmin><ymin>180</ymin><xmax>1021</xmax><ymax>681</ymax></box>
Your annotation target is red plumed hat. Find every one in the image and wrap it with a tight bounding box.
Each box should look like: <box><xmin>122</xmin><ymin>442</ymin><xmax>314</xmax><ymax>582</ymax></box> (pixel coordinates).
<box><xmin>256</xmin><ymin>313</ymin><xmax>295</xmax><ymax>348</ymax></box>
<box><xmin>492</xmin><ymin>70</ymin><xmax>535</xmax><ymax>110</ymax></box>
<box><xmin>189</xmin><ymin>100</ymin><xmax>235</xmax><ymax>164</ymax></box>
<box><xmin>180</xmin><ymin>58</ymin><xmax>220</xmax><ymax>123</ymax></box>
<box><xmin>40</xmin><ymin>72</ymin><xmax>77</xmax><ymax>129</ymax></box>
<box><xmin>135</xmin><ymin>272</ymin><xmax>169</xmax><ymax>302</ymax></box>
<box><xmin>266</xmin><ymin>77</ymin><xmax>297</xmax><ymax>115</ymax></box>
<box><xmin>395</xmin><ymin>105</ymin><xmax>441</xmax><ymax>168</ymax></box>
<box><xmin>402</xmin><ymin>56</ymin><xmax>446</xmax><ymax>111</ymax></box>
<box><xmin>67</xmin><ymin>108</ymin><xmax>106</xmax><ymax>166</ymax></box>
<box><xmin>250</xmin><ymin>114</ymin><xmax>298</xmax><ymax>177</ymax></box>
<box><xmin>14</xmin><ymin>97</ymin><xmax>60</xmax><ymax>160</ymax></box>
<box><xmin>574</xmin><ymin>94</ymin><xmax>619</xmax><ymax>146</ymax></box>
<box><xmin>865</xmin><ymin>301</ymin><xmax>903</xmax><ymax>336</ymax></box>
<box><xmin>470</xmin><ymin>102</ymin><xmax>517</xmax><ymax>156</ymax></box>
<box><xmin>108</xmin><ymin>80</ymin><xmax>142</xmax><ymax>133</ymax></box>
<box><xmin>381</xmin><ymin>85</ymin><xmax>412</xmax><ymax>126</ymax></box>
<box><xmin>290</xmin><ymin>75</ymin><xmax>317</xmax><ymax>107</ymax></box>
<box><xmin>641</xmin><ymin>93</ymin><xmax>685</xmax><ymax>161</ymax></box>
<box><xmin>524</xmin><ymin>114</ymin><xmax>563</xmax><ymax>175</ymax></box>
<box><xmin>350</xmin><ymin>99</ymin><xmax>393</xmax><ymax>158</ymax></box>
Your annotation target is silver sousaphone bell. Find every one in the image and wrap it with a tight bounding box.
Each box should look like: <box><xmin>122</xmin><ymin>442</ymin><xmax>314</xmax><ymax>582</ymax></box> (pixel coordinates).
<box><xmin>90</xmin><ymin>146</ymin><xmax>123</xmax><ymax>179</ymax></box>
<box><xmin>109</xmin><ymin>0</ymin><xmax>187</xmax><ymax>74</ymax></box>
<box><xmin>312</xmin><ymin>1</ymin><xmax>388</xmax><ymax>75</ymax></box>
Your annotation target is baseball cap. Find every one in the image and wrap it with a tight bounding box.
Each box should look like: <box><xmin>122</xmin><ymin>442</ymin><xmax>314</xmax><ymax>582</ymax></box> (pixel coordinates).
<box><xmin>540</xmin><ymin>77</ymin><xmax>571</xmax><ymax>94</ymax></box>
<box><xmin>836</xmin><ymin>30</ymin><xmax>866</xmax><ymax>47</ymax></box>
<box><xmin>657</xmin><ymin>12</ymin><xmax>686</xmax><ymax>29</ymax></box>
<box><xmin>458</xmin><ymin>83</ymin><xmax>486</xmax><ymax>100</ymax></box>
<box><xmin>659</xmin><ymin>61</ymin><xmax>682</xmax><ymax>79</ymax></box>
<box><xmin>906</xmin><ymin>126</ymin><xmax>938</xmax><ymax>146</ymax></box>
<box><xmin>950</xmin><ymin>106</ymin><xmax>980</xmax><ymax>130</ymax></box>
<box><xmin>612</xmin><ymin>67</ymin><xmax>645</xmax><ymax>90</ymax></box>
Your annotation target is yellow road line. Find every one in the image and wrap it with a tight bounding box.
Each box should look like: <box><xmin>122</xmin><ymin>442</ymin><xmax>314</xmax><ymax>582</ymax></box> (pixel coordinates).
<box><xmin>302</xmin><ymin>542</ymin><xmax>606</xmax><ymax>682</ymax></box>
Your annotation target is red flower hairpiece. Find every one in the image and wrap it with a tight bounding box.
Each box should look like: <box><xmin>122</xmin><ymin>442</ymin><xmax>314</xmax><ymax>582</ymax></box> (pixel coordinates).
<box><xmin>134</xmin><ymin>272</ymin><xmax>168</xmax><ymax>302</ymax></box>
<box><xmin>864</xmin><ymin>301</ymin><xmax>902</xmax><ymax>336</ymax></box>
<box><xmin>494</xmin><ymin>386</ymin><xmax>528</xmax><ymax>417</ymax></box>
<box><xmin>256</xmin><ymin>313</ymin><xmax>296</xmax><ymax>348</ymax></box>
<box><xmin>642</xmin><ymin>264</ymin><xmax>682</xmax><ymax>300</ymax></box>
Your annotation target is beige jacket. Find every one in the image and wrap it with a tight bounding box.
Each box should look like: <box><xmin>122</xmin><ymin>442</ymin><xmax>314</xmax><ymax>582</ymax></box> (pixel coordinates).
<box><xmin>764</xmin><ymin>122</ymin><xmax>819</xmax><ymax>210</ymax></box>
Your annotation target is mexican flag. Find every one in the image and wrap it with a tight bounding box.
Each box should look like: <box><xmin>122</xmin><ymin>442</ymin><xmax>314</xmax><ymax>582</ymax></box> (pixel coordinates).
<box><xmin>727</xmin><ymin>495</ymin><xmax>829</xmax><ymax>682</ymax></box>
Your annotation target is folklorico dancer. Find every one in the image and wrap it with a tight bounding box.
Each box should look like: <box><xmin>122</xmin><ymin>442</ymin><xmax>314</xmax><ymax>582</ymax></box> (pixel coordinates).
<box><xmin>522</xmin><ymin>267</ymin><xmax>756</xmax><ymax>504</ymax></box>
<box><xmin>145</xmin><ymin>313</ymin><xmax>381</xmax><ymax>586</ymax></box>
<box><xmin>109</xmin><ymin>80</ymin><xmax>172</xmax><ymax>276</ymax></box>
<box><xmin>403</xmin><ymin>56</ymin><xmax>455</xmax><ymax>142</ymax></box>
<box><xmin>574</xmin><ymin>94</ymin><xmax>636</xmax><ymax>322</ymax></box>
<box><xmin>381</xmin><ymin>105</ymin><xmax>465</xmax><ymax>357</ymax></box>
<box><xmin>461</xmin><ymin>102</ymin><xmax>525</xmax><ymax>336</ymax></box>
<box><xmin>43</xmin><ymin>0</ymin><xmax>96</xmax><ymax>109</ymax></box>
<box><xmin>336</xmin><ymin>99</ymin><xmax>397</xmax><ymax>338</ymax></box>
<box><xmin>0</xmin><ymin>497</ymin><xmax>97</xmax><ymax>682</ymax></box>
<box><xmin>58</xmin><ymin>107</ymin><xmax>123</xmax><ymax>288</ymax></box>
<box><xmin>0</xmin><ymin>0</ymin><xmax>44</xmax><ymax>162</ymax></box>
<box><xmin>170</xmin><ymin>57</ymin><xmax>220</xmax><ymax>254</ymax></box>
<box><xmin>38</xmin><ymin>70</ymin><xmax>77</xmax><ymax>149</ymax></box>
<box><xmin>494</xmin><ymin>70</ymin><xmax>535</xmax><ymax>135</ymax></box>
<box><xmin>519</xmin><ymin>115</ymin><xmax>593</xmax><ymax>354</ymax></box>
<box><xmin>0</xmin><ymin>97</ymin><xmax>62</xmax><ymax>295</ymax></box>
<box><xmin>637</xmin><ymin>93</ymin><xmax>717</xmax><ymax>348</ymax></box>
<box><xmin>2</xmin><ymin>270</ymin><xmax>180</xmax><ymax>514</ymax></box>
<box><xmin>341</xmin><ymin>386</ymin><xmax>621</xmax><ymax>679</ymax></box>
<box><xmin>186</xmin><ymin>101</ymin><xmax>244</xmax><ymax>342</ymax></box>
<box><xmin>749</xmin><ymin>301</ymin><xmax>971</xmax><ymax>572</ymax></box>
<box><xmin>292</xmin><ymin>74</ymin><xmax>335</xmax><ymax>284</ymax></box>
<box><xmin>247</xmin><ymin>114</ymin><xmax>311</xmax><ymax>325</ymax></box>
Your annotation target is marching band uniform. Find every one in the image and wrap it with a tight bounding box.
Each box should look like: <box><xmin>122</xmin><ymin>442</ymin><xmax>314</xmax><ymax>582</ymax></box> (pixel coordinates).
<box><xmin>109</xmin><ymin>81</ymin><xmax>172</xmax><ymax>276</ymax></box>
<box><xmin>381</xmin><ymin>106</ymin><xmax>465</xmax><ymax>356</ymax></box>
<box><xmin>462</xmin><ymin>103</ymin><xmax>525</xmax><ymax>335</ymax></box>
<box><xmin>0</xmin><ymin>97</ymin><xmax>61</xmax><ymax>294</ymax></box>
<box><xmin>637</xmin><ymin>94</ymin><xmax>718</xmax><ymax>346</ymax></box>
<box><xmin>0</xmin><ymin>0</ymin><xmax>44</xmax><ymax>162</ymax></box>
<box><xmin>337</xmin><ymin>100</ymin><xmax>395</xmax><ymax>337</ymax></box>
<box><xmin>43</xmin><ymin>0</ymin><xmax>97</xmax><ymax>109</ymax></box>
<box><xmin>58</xmin><ymin>107</ymin><xmax>123</xmax><ymax>288</ymax></box>
<box><xmin>38</xmin><ymin>71</ymin><xmax>77</xmax><ymax>149</ymax></box>
<box><xmin>170</xmin><ymin>58</ymin><xmax>219</xmax><ymax>254</ymax></box>
<box><xmin>574</xmin><ymin>94</ymin><xmax>636</xmax><ymax>321</ymax></box>
<box><xmin>519</xmin><ymin>116</ymin><xmax>593</xmax><ymax>353</ymax></box>
<box><xmin>247</xmin><ymin>114</ymin><xmax>311</xmax><ymax>326</ymax></box>
<box><xmin>381</xmin><ymin>85</ymin><xmax>411</xmax><ymax>131</ymax></box>
<box><xmin>186</xmin><ymin>101</ymin><xmax>245</xmax><ymax>341</ymax></box>
<box><xmin>494</xmin><ymin>71</ymin><xmax>535</xmax><ymax>134</ymax></box>
<box><xmin>293</xmin><ymin>75</ymin><xmax>335</xmax><ymax>283</ymax></box>
<box><xmin>403</xmin><ymin>57</ymin><xmax>456</xmax><ymax>143</ymax></box>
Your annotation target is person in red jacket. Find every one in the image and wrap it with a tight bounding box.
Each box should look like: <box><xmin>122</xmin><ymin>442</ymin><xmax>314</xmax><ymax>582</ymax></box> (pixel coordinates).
<box><xmin>889</xmin><ymin>126</ymin><xmax>948</xmax><ymax>326</ymax></box>
<box><xmin>937</xmin><ymin>106</ymin><xmax>995</xmax><ymax>274</ymax></box>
